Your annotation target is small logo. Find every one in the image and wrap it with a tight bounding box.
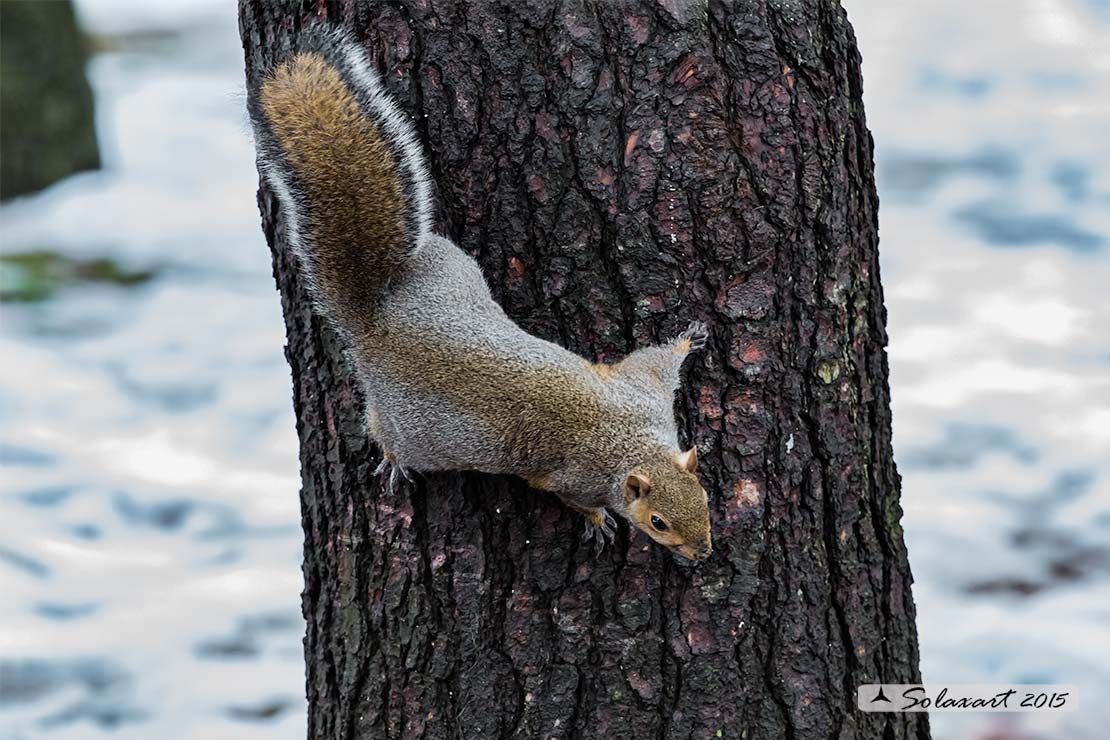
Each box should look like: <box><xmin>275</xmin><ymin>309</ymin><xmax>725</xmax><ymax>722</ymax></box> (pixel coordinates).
<box><xmin>870</xmin><ymin>686</ymin><xmax>892</xmax><ymax>704</ymax></box>
<box><xmin>858</xmin><ymin>685</ymin><xmax>1077</xmax><ymax>713</ymax></box>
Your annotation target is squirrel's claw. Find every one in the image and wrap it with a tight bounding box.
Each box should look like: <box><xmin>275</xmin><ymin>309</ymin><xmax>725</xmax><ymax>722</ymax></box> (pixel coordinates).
<box><xmin>678</xmin><ymin>320</ymin><xmax>709</xmax><ymax>352</ymax></box>
<box><xmin>388</xmin><ymin>464</ymin><xmax>415</xmax><ymax>492</ymax></box>
<box><xmin>374</xmin><ymin>453</ymin><xmax>414</xmax><ymax>492</ymax></box>
<box><xmin>581</xmin><ymin>509</ymin><xmax>617</xmax><ymax>555</ymax></box>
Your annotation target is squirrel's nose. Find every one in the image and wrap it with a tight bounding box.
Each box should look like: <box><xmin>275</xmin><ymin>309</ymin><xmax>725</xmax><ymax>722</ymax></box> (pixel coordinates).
<box><xmin>696</xmin><ymin>542</ymin><xmax>713</xmax><ymax>560</ymax></box>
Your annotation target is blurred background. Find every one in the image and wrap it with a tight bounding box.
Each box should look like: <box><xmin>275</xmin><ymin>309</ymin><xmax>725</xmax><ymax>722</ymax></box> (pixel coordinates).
<box><xmin>0</xmin><ymin>1</ymin><xmax>1106</xmax><ymax>738</ymax></box>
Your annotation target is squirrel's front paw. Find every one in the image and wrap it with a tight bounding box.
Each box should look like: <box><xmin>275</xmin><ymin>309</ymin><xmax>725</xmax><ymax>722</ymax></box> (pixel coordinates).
<box><xmin>580</xmin><ymin>509</ymin><xmax>617</xmax><ymax>555</ymax></box>
<box><xmin>373</xmin><ymin>452</ymin><xmax>414</xmax><ymax>492</ymax></box>
<box><xmin>678</xmin><ymin>320</ymin><xmax>709</xmax><ymax>352</ymax></box>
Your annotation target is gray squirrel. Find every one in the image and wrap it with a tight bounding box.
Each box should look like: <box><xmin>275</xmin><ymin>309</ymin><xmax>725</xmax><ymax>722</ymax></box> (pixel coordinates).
<box><xmin>248</xmin><ymin>28</ymin><xmax>712</xmax><ymax>562</ymax></box>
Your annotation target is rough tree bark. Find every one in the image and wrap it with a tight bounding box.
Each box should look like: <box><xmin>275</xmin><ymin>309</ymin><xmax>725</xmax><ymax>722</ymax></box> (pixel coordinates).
<box><xmin>239</xmin><ymin>2</ymin><xmax>927</xmax><ymax>739</ymax></box>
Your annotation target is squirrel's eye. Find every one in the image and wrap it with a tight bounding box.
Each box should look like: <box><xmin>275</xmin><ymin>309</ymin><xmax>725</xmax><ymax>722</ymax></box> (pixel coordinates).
<box><xmin>650</xmin><ymin>515</ymin><xmax>668</xmax><ymax>532</ymax></box>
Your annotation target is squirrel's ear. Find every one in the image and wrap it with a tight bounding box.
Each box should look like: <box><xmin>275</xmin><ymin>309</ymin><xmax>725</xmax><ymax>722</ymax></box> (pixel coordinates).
<box><xmin>624</xmin><ymin>472</ymin><xmax>651</xmax><ymax>502</ymax></box>
<box><xmin>677</xmin><ymin>448</ymin><xmax>698</xmax><ymax>473</ymax></box>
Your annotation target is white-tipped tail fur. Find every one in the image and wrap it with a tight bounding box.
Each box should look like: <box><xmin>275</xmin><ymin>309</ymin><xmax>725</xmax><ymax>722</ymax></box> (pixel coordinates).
<box><xmin>248</xmin><ymin>25</ymin><xmax>435</xmax><ymax>331</ymax></box>
<box><xmin>339</xmin><ymin>41</ymin><xmax>432</xmax><ymax>246</ymax></box>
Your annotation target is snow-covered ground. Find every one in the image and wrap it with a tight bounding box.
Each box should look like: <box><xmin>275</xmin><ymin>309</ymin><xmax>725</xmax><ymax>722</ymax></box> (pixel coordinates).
<box><xmin>1</xmin><ymin>2</ymin><xmax>305</xmax><ymax>739</ymax></box>
<box><xmin>846</xmin><ymin>1</ymin><xmax>1110</xmax><ymax>737</ymax></box>
<box><xmin>1</xmin><ymin>1</ymin><xmax>1106</xmax><ymax>738</ymax></box>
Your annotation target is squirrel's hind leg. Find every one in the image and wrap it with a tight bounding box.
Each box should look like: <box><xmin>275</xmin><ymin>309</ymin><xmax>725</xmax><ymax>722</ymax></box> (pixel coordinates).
<box><xmin>373</xmin><ymin>451</ymin><xmax>416</xmax><ymax>492</ymax></box>
<box><xmin>367</xmin><ymin>407</ymin><xmax>415</xmax><ymax>492</ymax></box>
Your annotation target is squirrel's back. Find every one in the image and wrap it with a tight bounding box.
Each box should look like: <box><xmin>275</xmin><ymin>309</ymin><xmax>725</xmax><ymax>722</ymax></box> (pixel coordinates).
<box><xmin>247</xmin><ymin>28</ymin><xmax>431</xmax><ymax>332</ymax></box>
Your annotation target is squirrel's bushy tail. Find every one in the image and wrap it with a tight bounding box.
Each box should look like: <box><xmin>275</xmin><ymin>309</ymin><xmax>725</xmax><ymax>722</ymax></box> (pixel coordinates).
<box><xmin>247</xmin><ymin>27</ymin><xmax>431</xmax><ymax>331</ymax></box>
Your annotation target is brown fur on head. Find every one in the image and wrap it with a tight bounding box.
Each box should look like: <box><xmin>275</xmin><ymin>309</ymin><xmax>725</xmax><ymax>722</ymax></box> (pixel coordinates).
<box><xmin>624</xmin><ymin>448</ymin><xmax>712</xmax><ymax>561</ymax></box>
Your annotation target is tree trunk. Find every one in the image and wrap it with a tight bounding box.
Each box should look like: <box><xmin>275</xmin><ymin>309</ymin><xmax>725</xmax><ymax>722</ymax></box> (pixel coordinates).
<box><xmin>239</xmin><ymin>2</ymin><xmax>928</xmax><ymax>739</ymax></box>
<box><xmin>0</xmin><ymin>0</ymin><xmax>100</xmax><ymax>201</ymax></box>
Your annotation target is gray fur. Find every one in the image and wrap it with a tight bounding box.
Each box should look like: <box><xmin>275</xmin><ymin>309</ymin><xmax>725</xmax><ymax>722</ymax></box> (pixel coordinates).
<box><xmin>354</xmin><ymin>235</ymin><xmax>697</xmax><ymax>518</ymax></box>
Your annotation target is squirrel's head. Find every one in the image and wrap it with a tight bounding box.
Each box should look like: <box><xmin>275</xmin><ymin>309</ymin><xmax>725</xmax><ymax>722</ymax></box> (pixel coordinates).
<box><xmin>623</xmin><ymin>448</ymin><xmax>712</xmax><ymax>562</ymax></box>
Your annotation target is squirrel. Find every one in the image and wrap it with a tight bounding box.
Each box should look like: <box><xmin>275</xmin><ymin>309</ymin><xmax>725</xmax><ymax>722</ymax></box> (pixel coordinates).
<box><xmin>248</xmin><ymin>27</ymin><xmax>712</xmax><ymax>562</ymax></box>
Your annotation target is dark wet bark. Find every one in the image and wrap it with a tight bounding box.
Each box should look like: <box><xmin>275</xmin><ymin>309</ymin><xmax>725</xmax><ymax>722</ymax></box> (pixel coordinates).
<box><xmin>239</xmin><ymin>1</ymin><xmax>928</xmax><ymax>739</ymax></box>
